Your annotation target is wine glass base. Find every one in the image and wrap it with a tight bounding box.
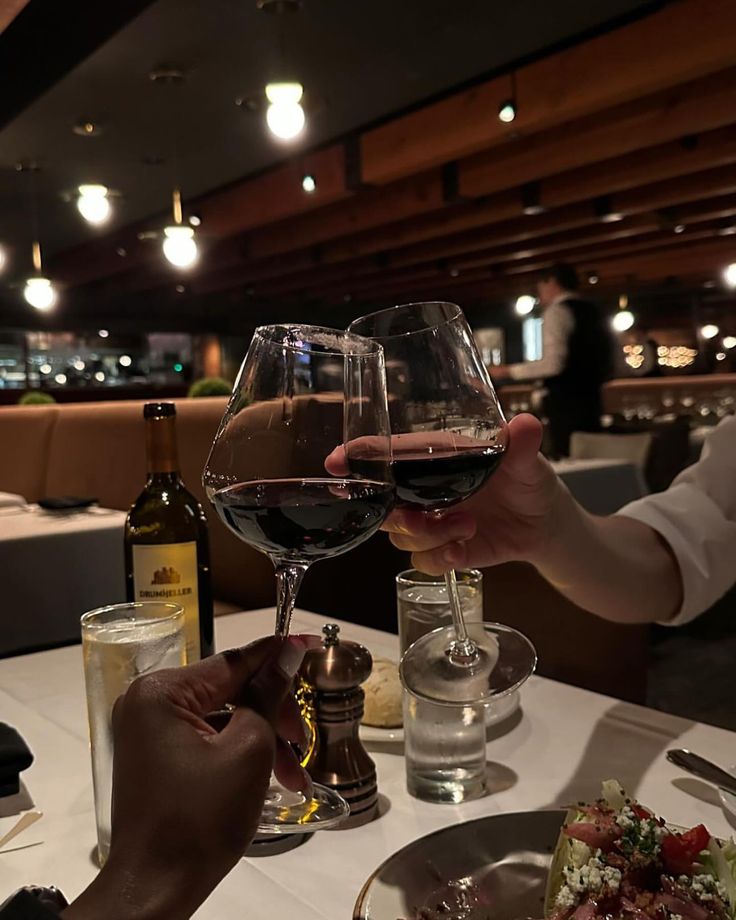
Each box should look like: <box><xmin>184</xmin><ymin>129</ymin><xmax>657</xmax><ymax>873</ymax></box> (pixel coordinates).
<box><xmin>400</xmin><ymin>622</ymin><xmax>537</xmax><ymax>706</ymax></box>
<box><xmin>257</xmin><ymin>782</ymin><xmax>349</xmax><ymax>835</ymax></box>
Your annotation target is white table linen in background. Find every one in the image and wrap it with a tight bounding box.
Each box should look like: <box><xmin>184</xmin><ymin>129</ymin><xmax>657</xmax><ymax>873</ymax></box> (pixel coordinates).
<box><xmin>0</xmin><ymin>492</ymin><xmax>25</xmax><ymax>509</ymax></box>
<box><xmin>0</xmin><ymin>507</ymin><xmax>127</xmax><ymax>655</ymax></box>
<box><xmin>0</xmin><ymin>608</ymin><xmax>734</xmax><ymax>919</ymax></box>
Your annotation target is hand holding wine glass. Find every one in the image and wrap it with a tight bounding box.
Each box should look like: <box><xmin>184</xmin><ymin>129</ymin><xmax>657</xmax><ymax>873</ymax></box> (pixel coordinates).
<box><xmin>381</xmin><ymin>413</ymin><xmax>559</xmax><ymax>574</ymax></box>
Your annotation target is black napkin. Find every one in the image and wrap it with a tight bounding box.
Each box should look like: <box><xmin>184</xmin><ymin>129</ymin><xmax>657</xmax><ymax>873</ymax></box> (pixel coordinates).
<box><xmin>0</xmin><ymin>724</ymin><xmax>34</xmax><ymax>797</ymax></box>
<box><xmin>37</xmin><ymin>496</ymin><xmax>97</xmax><ymax>511</ymax></box>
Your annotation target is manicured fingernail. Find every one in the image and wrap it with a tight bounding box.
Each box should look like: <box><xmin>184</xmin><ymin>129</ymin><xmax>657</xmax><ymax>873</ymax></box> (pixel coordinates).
<box><xmin>278</xmin><ymin>637</ymin><xmax>307</xmax><ymax>678</ymax></box>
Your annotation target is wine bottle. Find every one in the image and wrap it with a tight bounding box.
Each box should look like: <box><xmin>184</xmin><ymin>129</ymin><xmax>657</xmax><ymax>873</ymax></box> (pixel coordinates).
<box><xmin>124</xmin><ymin>402</ymin><xmax>214</xmax><ymax>661</ymax></box>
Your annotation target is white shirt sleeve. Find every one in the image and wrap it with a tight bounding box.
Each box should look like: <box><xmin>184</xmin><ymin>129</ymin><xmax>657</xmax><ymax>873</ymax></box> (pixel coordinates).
<box><xmin>616</xmin><ymin>415</ymin><xmax>736</xmax><ymax>625</ymax></box>
<box><xmin>508</xmin><ymin>301</ymin><xmax>574</xmax><ymax>381</ymax></box>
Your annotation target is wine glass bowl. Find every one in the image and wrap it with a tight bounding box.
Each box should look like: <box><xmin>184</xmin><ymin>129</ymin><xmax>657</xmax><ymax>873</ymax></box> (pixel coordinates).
<box><xmin>348</xmin><ymin>303</ymin><xmax>508</xmax><ymax>512</ymax></box>
<box><xmin>203</xmin><ymin>324</ymin><xmax>394</xmax><ymax>832</ymax></box>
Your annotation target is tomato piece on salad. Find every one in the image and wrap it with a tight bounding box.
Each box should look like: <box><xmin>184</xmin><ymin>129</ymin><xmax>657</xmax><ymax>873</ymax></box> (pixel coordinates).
<box><xmin>661</xmin><ymin>824</ymin><xmax>711</xmax><ymax>875</ymax></box>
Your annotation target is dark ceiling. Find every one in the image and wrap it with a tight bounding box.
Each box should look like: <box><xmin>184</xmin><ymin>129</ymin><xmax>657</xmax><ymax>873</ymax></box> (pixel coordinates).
<box><xmin>0</xmin><ymin>0</ymin><xmax>662</xmax><ymax>279</ymax></box>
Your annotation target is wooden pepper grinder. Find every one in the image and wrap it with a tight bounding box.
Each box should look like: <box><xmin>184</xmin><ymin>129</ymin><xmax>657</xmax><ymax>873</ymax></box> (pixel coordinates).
<box><xmin>299</xmin><ymin>624</ymin><xmax>378</xmax><ymax>828</ymax></box>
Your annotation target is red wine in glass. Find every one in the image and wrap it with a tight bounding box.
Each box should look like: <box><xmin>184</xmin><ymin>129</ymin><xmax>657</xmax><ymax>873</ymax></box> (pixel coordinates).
<box><xmin>351</xmin><ymin>444</ymin><xmax>505</xmax><ymax>511</ymax></box>
<box><xmin>213</xmin><ymin>478</ymin><xmax>395</xmax><ymax>561</ymax></box>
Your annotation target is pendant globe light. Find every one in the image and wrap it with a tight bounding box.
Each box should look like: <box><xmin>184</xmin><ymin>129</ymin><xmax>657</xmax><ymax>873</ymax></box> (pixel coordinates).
<box><xmin>24</xmin><ymin>241</ymin><xmax>56</xmax><ymax>311</ymax></box>
<box><xmin>18</xmin><ymin>164</ymin><xmax>57</xmax><ymax>311</ymax></box>
<box><xmin>77</xmin><ymin>184</ymin><xmax>111</xmax><ymax>225</ymax></box>
<box><xmin>259</xmin><ymin>0</ymin><xmax>306</xmax><ymax>141</ymax></box>
<box><xmin>149</xmin><ymin>67</ymin><xmax>200</xmax><ymax>270</ymax></box>
<box><xmin>265</xmin><ymin>81</ymin><xmax>305</xmax><ymax>140</ymax></box>
<box><xmin>612</xmin><ymin>294</ymin><xmax>635</xmax><ymax>332</ymax></box>
<box><xmin>162</xmin><ymin>188</ymin><xmax>198</xmax><ymax>269</ymax></box>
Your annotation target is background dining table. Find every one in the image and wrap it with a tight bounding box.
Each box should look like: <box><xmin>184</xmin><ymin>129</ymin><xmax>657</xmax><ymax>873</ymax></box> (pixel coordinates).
<box><xmin>0</xmin><ymin>505</ymin><xmax>126</xmax><ymax>656</ymax></box>
<box><xmin>0</xmin><ymin>607</ymin><xmax>734</xmax><ymax>919</ymax></box>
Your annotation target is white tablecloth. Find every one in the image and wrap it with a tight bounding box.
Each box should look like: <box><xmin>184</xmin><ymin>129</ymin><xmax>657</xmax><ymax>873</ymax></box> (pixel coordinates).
<box><xmin>551</xmin><ymin>458</ymin><xmax>646</xmax><ymax>514</ymax></box>
<box><xmin>0</xmin><ymin>492</ymin><xmax>25</xmax><ymax>509</ymax></box>
<box><xmin>0</xmin><ymin>607</ymin><xmax>734</xmax><ymax>918</ymax></box>
<box><xmin>0</xmin><ymin>507</ymin><xmax>127</xmax><ymax>655</ymax></box>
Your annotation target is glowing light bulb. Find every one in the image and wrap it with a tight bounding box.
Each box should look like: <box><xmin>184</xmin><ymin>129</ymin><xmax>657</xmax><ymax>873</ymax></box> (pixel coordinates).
<box><xmin>612</xmin><ymin>310</ymin><xmax>635</xmax><ymax>332</ymax></box>
<box><xmin>98</xmin><ymin>329</ymin><xmax>109</xmax><ymax>338</ymax></box>
<box><xmin>723</xmin><ymin>263</ymin><xmax>736</xmax><ymax>288</ymax></box>
<box><xmin>723</xmin><ymin>336</ymin><xmax>736</xmax><ymax>350</ymax></box>
<box><xmin>23</xmin><ymin>277</ymin><xmax>56</xmax><ymax>311</ymax></box>
<box><xmin>162</xmin><ymin>225</ymin><xmax>198</xmax><ymax>268</ymax></box>
<box><xmin>40</xmin><ymin>363</ymin><xmax>52</xmax><ymax>374</ymax></box>
<box><xmin>119</xmin><ymin>354</ymin><xmax>132</xmax><ymax>367</ymax></box>
<box><xmin>515</xmin><ymin>294</ymin><xmax>536</xmax><ymax>316</ymax></box>
<box><xmin>265</xmin><ymin>82</ymin><xmax>305</xmax><ymax>140</ymax></box>
<box><xmin>498</xmin><ymin>100</ymin><xmax>516</xmax><ymax>123</ymax></box>
<box><xmin>302</xmin><ymin>173</ymin><xmax>316</xmax><ymax>193</ymax></box>
<box><xmin>94</xmin><ymin>371</ymin><xmax>106</xmax><ymax>382</ymax></box>
<box><xmin>700</xmin><ymin>324</ymin><xmax>719</xmax><ymax>339</ymax></box>
<box><xmin>77</xmin><ymin>185</ymin><xmax>111</xmax><ymax>225</ymax></box>
<box><xmin>54</xmin><ymin>373</ymin><xmax>67</xmax><ymax>385</ymax></box>
<box><xmin>0</xmin><ymin>246</ymin><xmax>6</xmax><ymax>272</ymax></box>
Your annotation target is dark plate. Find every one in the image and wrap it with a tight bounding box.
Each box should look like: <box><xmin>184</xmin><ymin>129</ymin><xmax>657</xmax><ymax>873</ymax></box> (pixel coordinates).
<box><xmin>353</xmin><ymin>809</ymin><xmax>564</xmax><ymax>920</ymax></box>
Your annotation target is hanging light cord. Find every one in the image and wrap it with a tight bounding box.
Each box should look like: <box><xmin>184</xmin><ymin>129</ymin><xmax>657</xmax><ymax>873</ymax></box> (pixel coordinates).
<box><xmin>27</xmin><ymin>167</ymin><xmax>43</xmax><ymax>274</ymax></box>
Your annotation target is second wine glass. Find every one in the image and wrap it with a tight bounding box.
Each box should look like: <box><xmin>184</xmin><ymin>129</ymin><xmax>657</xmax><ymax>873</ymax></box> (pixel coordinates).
<box><xmin>203</xmin><ymin>324</ymin><xmax>394</xmax><ymax>832</ymax></box>
<box><xmin>348</xmin><ymin>302</ymin><xmax>535</xmax><ymax>705</ymax></box>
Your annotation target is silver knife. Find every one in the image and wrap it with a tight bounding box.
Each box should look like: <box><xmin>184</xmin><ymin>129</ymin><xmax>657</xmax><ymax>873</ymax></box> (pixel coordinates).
<box><xmin>667</xmin><ymin>749</ymin><xmax>736</xmax><ymax>798</ymax></box>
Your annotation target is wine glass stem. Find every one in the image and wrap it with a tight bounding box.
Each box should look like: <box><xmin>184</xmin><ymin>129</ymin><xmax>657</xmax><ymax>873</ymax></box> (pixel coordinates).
<box><xmin>274</xmin><ymin>563</ymin><xmax>308</xmax><ymax>637</ymax></box>
<box><xmin>444</xmin><ymin>568</ymin><xmax>479</xmax><ymax>664</ymax></box>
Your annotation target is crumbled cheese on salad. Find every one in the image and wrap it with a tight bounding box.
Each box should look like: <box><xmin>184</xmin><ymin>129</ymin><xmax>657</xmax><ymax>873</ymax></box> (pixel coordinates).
<box><xmin>683</xmin><ymin>874</ymin><xmax>728</xmax><ymax>902</ymax></box>
<box><xmin>555</xmin><ymin>855</ymin><xmax>622</xmax><ymax>908</ymax></box>
<box><xmin>616</xmin><ymin>806</ymin><xmax>636</xmax><ymax>830</ymax></box>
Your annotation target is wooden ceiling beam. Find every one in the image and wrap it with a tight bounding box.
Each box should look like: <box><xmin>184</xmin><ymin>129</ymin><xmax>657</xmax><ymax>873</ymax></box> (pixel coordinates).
<box><xmin>312</xmin><ymin>229</ymin><xmax>736</xmax><ymax>308</ymax></box>
<box><xmin>246</xmin><ymin>168</ymin><xmax>446</xmax><ymax>261</ymax></box>
<box><xmin>0</xmin><ymin>0</ymin><xmax>30</xmax><ymax>33</ymax></box>
<box><xmin>460</xmin><ymin>69</ymin><xmax>736</xmax><ymax>200</ymax></box>
<box><xmin>198</xmin><ymin>144</ymin><xmax>349</xmax><ymax>237</ymax></box>
<box><xmin>260</xmin><ymin>188</ymin><xmax>736</xmax><ymax>302</ymax></box>
<box><xmin>322</xmin><ymin>117</ymin><xmax>736</xmax><ymax>268</ymax></box>
<box><xmin>360</xmin><ymin>0</ymin><xmax>736</xmax><ymax>184</ymax></box>
<box><xmin>299</xmin><ymin>226</ymin><xmax>726</xmax><ymax>305</ymax></box>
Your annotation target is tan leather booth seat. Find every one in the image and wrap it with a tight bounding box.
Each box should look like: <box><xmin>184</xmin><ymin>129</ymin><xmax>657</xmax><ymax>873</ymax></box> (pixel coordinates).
<box><xmin>0</xmin><ymin>405</ymin><xmax>57</xmax><ymax>502</ymax></box>
<box><xmin>0</xmin><ymin>398</ymin><xmax>648</xmax><ymax>701</ymax></box>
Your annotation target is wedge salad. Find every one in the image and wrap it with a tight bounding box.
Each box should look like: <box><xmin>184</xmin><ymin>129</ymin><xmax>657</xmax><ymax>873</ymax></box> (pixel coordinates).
<box><xmin>546</xmin><ymin>781</ymin><xmax>736</xmax><ymax>920</ymax></box>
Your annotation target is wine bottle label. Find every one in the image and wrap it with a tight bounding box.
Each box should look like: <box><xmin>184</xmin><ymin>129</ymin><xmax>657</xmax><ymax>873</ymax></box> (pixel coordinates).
<box><xmin>131</xmin><ymin>542</ymin><xmax>200</xmax><ymax>663</ymax></box>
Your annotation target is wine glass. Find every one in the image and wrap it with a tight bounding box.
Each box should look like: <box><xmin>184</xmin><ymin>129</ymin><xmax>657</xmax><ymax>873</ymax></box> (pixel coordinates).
<box><xmin>348</xmin><ymin>302</ymin><xmax>536</xmax><ymax>705</ymax></box>
<box><xmin>203</xmin><ymin>324</ymin><xmax>394</xmax><ymax>832</ymax></box>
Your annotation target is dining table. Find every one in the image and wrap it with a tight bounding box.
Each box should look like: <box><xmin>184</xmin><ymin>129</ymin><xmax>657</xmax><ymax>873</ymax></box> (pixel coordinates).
<box><xmin>0</xmin><ymin>505</ymin><xmax>127</xmax><ymax>656</ymax></box>
<box><xmin>0</xmin><ymin>606</ymin><xmax>734</xmax><ymax>919</ymax></box>
<box><xmin>0</xmin><ymin>492</ymin><xmax>25</xmax><ymax>509</ymax></box>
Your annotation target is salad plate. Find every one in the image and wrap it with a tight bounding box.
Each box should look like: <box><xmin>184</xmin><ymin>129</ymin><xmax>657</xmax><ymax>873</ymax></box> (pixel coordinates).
<box><xmin>354</xmin><ymin>782</ymin><xmax>736</xmax><ymax>920</ymax></box>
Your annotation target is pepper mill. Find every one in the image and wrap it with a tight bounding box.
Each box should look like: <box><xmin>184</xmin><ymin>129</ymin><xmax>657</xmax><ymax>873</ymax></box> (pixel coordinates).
<box><xmin>299</xmin><ymin>624</ymin><xmax>378</xmax><ymax>828</ymax></box>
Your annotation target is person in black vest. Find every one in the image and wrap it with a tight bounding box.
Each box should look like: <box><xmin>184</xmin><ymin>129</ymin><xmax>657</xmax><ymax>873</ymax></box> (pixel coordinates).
<box><xmin>495</xmin><ymin>263</ymin><xmax>614</xmax><ymax>457</ymax></box>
